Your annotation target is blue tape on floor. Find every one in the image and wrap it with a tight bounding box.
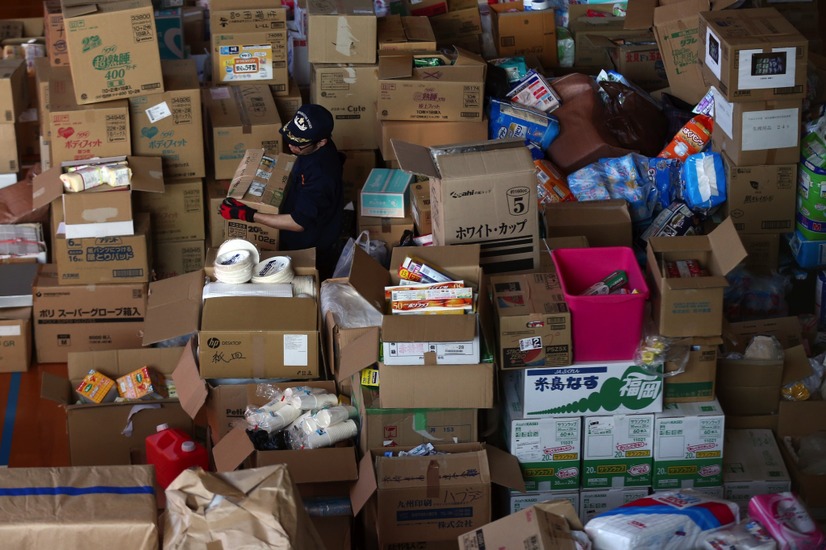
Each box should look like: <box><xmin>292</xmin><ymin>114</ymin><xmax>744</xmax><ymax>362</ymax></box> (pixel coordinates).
<box><xmin>0</xmin><ymin>372</ymin><xmax>22</xmax><ymax>466</ymax></box>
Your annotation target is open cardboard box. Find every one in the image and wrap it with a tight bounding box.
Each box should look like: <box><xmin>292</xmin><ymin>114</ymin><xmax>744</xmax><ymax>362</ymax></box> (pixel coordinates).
<box><xmin>543</xmin><ymin>199</ymin><xmax>632</xmax><ymax>248</ymax></box>
<box><xmin>40</xmin><ymin>347</ymin><xmax>193</xmax><ymax>466</ymax></box>
<box><xmin>351</xmin><ymin>442</ymin><xmax>525</xmax><ymax>547</ymax></box>
<box><xmin>647</xmin><ymin>217</ymin><xmax>747</xmax><ymax>337</ymax></box>
<box><xmin>143</xmin><ymin>248</ymin><xmax>321</xmax><ymax>379</ymax></box>
<box><xmin>377</xmin><ymin>14</ymin><xmax>437</xmax><ymax>52</ymax></box>
<box><xmin>323</xmin><ymin>244</ymin><xmax>495</xmax><ymax>408</ymax></box>
<box><xmin>33</xmin><ymin>155</ymin><xmax>165</xmax><ymax>239</ymax></box>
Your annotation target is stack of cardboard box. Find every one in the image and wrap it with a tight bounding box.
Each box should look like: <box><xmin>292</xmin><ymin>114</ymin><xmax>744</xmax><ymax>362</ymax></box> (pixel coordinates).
<box><xmin>699</xmin><ymin>8</ymin><xmax>807</xmax><ymax>273</ymax></box>
<box><xmin>0</xmin><ymin>58</ymin><xmax>29</xmax><ymax>179</ymax></box>
<box><xmin>131</xmin><ymin>59</ymin><xmax>206</xmax><ymax>279</ymax></box>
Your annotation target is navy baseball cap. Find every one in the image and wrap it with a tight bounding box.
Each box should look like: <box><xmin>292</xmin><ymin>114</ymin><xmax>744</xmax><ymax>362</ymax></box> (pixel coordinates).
<box><xmin>280</xmin><ymin>104</ymin><xmax>334</xmax><ymax>146</ymax></box>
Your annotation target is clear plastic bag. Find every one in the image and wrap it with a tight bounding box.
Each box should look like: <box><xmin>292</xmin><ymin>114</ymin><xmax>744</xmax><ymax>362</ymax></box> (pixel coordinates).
<box><xmin>320</xmin><ymin>281</ymin><xmax>384</xmax><ymax>329</ymax></box>
<box><xmin>332</xmin><ymin>230</ymin><xmax>388</xmax><ymax>279</ymax></box>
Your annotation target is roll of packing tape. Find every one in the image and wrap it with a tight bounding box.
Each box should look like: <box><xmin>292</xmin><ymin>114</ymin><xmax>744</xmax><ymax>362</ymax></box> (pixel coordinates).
<box><xmin>214</xmin><ymin>249</ymin><xmax>254</xmax><ymax>284</ymax></box>
<box><xmin>251</xmin><ymin>256</ymin><xmax>294</xmax><ymax>284</ymax></box>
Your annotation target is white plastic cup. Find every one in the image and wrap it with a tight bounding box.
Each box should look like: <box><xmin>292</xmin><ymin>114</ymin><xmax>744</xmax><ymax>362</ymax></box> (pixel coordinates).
<box><xmin>316</xmin><ymin>405</ymin><xmax>358</xmax><ymax>429</ymax></box>
<box><xmin>304</xmin><ymin>420</ymin><xmax>358</xmax><ymax>449</ymax></box>
<box><xmin>292</xmin><ymin>393</ymin><xmax>338</xmax><ymax>411</ymax></box>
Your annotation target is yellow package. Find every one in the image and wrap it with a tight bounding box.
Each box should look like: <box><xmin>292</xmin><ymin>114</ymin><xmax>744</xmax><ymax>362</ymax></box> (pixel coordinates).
<box><xmin>75</xmin><ymin>370</ymin><xmax>117</xmax><ymax>404</ymax></box>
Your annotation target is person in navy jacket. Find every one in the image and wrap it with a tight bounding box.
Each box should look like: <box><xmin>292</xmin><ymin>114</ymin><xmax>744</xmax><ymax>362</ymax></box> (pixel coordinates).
<box><xmin>221</xmin><ymin>104</ymin><xmax>344</xmax><ymax>279</ymax></box>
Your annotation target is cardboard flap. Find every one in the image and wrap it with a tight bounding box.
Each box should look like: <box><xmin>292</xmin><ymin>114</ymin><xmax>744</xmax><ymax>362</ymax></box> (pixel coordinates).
<box><xmin>653</xmin><ymin>0</ymin><xmax>710</xmax><ymax>27</ymax></box>
<box><xmin>391</xmin><ymin>140</ymin><xmax>439</xmax><ymax>179</ymax></box>
<box><xmin>664</xmin><ymin>274</ymin><xmax>729</xmax><ymax>291</ymax></box>
<box><xmin>171</xmin><ymin>339</ymin><xmax>208</xmax><ymax>420</ymax></box>
<box><xmin>127</xmin><ymin>156</ymin><xmax>165</xmax><ymax>194</ymax></box>
<box><xmin>40</xmin><ymin>371</ymin><xmax>72</xmax><ymax>405</ymax></box>
<box><xmin>403</xmin><ymin>16</ymin><xmax>435</xmax><ymax>42</ymax></box>
<box><xmin>378</xmin><ymin>54</ymin><xmax>413</xmax><ymax>79</ymax></box>
<box><xmin>350</xmin><ymin>451</ymin><xmax>378</xmax><ymax>516</ymax></box>
<box><xmin>335</xmin><ymin>324</ymin><xmax>381</xmax><ymax>381</ymax></box>
<box><xmin>486</xmin><ymin>444</ymin><xmax>526</xmax><ymax>492</ymax></box>
<box><xmin>62</xmin><ymin>4</ymin><xmax>101</xmax><ymax>18</ymax></box>
<box><xmin>213</xmin><ymin>425</ymin><xmax>255</xmax><ymax>473</ymax></box>
<box><xmin>31</xmin><ymin>165</ymin><xmax>63</xmax><ymax>210</ymax></box>
<box><xmin>778</xmin><ymin>400</ymin><xmax>826</xmax><ymax>437</ymax></box>
<box><xmin>382</xmin><ymin>314</ymin><xmax>476</xmax><ymax>342</ymax></box>
<box><xmin>707</xmin><ymin>217</ymin><xmax>747</xmax><ymax>276</ymax></box>
<box><xmin>583</xmin><ymin>34</ymin><xmax>619</xmax><ymax>49</ymax></box>
<box><xmin>346</xmin><ymin>245</ymin><xmax>391</xmax><ymax>312</ymax></box>
<box><xmin>537</xmin><ymin>500</ymin><xmax>585</xmax><ymax>532</ymax></box>
<box><xmin>142</xmin><ymin>270</ymin><xmax>205</xmax><ymax>346</ymax></box>
<box><xmin>451</xmin><ymin>46</ymin><xmax>486</xmax><ymax>67</ymax></box>
<box><xmin>782</xmin><ymin>345</ymin><xmax>813</xmax><ymax>386</ymax></box>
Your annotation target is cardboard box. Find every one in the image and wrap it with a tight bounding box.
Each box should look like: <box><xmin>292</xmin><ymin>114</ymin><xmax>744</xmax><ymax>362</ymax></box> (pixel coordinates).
<box><xmin>568</xmin><ymin>4</ymin><xmax>627</xmax><ymax>69</ymax></box>
<box><xmin>580</xmin><ymin>488</ymin><xmax>651</xmax><ymax>525</ymax></box>
<box><xmin>352</xmin><ymin>442</ymin><xmax>525</xmax><ymax>547</ymax></box>
<box><xmin>723</xmin><ymin>316</ymin><xmax>804</xmax><ymax>353</ymax></box>
<box><xmin>508</xmin><ymin>490</ymin><xmax>580</xmax><ymax>516</ymax></box>
<box><xmin>457</xmin><ymin>501</ymin><xmax>584</xmax><ymax>550</ymax></box>
<box><xmin>154</xmin><ymin>239</ymin><xmax>205</xmax><ymax>280</ymax></box>
<box><xmin>711</xmin><ymin>92</ymin><xmax>801</xmax><ymax>166</ymax></box>
<box><xmin>205</xmin><ymin>177</ymin><xmax>231</xmax><ymax>247</ymax></box>
<box><xmin>717</xmin><ymin>345</ymin><xmax>811</xmax><ymax>416</ymax></box>
<box><xmin>788</xmin><ymin>230</ymin><xmax>826</xmax><ymax>270</ymax></box>
<box><xmin>359</xmin><ymin>168</ymin><xmax>412</xmax><ymax>218</ymax></box>
<box><xmin>129</xmin><ymin>59</ymin><xmax>205</xmax><ymax>179</ymax></box>
<box><xmin>351</xmin><ymin>377</ymin><xmax>478</xmax><ymax>454</ymax></box>
<box><xmin>0</xmin><ymin>263</ymin><xmax>38</xmax><ymax>309</ymax></box>
<box><xmin>646</xmin><ymin>217</ymin><xmax>747</xmax><ymax>337</ymax></box>
<box><xmin>401</xmin><ymin>0</ymin><xmax>447</xmax><ymax>17</ymax></box>
<box><xmin>394</xmin><ymin>139</ymin><xmax>539</xmax><ymax>273</ymax></box>
<box><xmin>41</xmin><ymin>347</ymin><xmax>193</xmax><ymax>465</ymax></box>
<box><xmin>664</xmin><ymin>337</ymin><xmax>722</xmax><ymax>404</ymax></box>
<box><xmin>34</xmin><ymin>57</ymin><xmax>52</xmax><ymax>138</ymax></box>
<box><xmin>723</xmin><ymin>154</ymin><xmax>796</xmax><ymax>234</ymax></box>
<box><xmin>378</xmin><ymin>15</ymin><xmax>436</xmax><ymax>52</ymax></box>
<box><xmin>652</xmin><ymin>399</ymin><xmax>725</xmax><ymax>490</ymax></box>
<box><xmin>409</xmin><ymin>181</ymin><xmax>431</xmax><ymax>235</ymax></box>
<box><xmin>0</xmin><ymin>465</ymin><xmax>157</xmax><ymax>547</ymax></box>
<box><xmin>310</xmin><ymin>63</ymin><xmax>379</xmax><ymax>150</ymax></box>
<box><xmin>491</xmin><ymin>272</ymin><xmax>571</xmax><ymax>369</ymax></box>
<box><xmin>33</xmin><ymin>265</ymin><xmax>146</xmax><ymax>363</ymax></box>
<box><xmin>0</xmin><ymin>58</ymin><xmax>27</xmax><ymax>123</ymax></box>
<box><xmin>209</xmin><ymin>0</ymin><xmax>288</xmax><ymax>89</ymax></box>
<box><xmin>376</xmin><ymin>116</ymin><xmax>488</xmax><ymax>163</ymax></box>
<box><xmin>381</xmin><ymin>316</ymin><xmax>481</xmax><ymax>366</ymax></box>
<box><xmin>608</xmin><ymin>40</ymin><xmax>669</xmax><ymax>92</ymax></box>
<box><xmin>62</xmin><ymin>0</ymin><xmax>163</xmax><ymax>104</ymax></box>
<box><xmin>135</xmin><ymin>178</ymin><xmax>204</xmax><ymax>242</ymax></box>
<box><xmin>723</xmin><ymin>428</ymin><xmax>791</xmax><ymax>514</ymax></box>
<box><xmin>44</xmin><ymin>0</ymin><xmax>69</xmax><ymax>67</ymax></box>
<box><xmin>582</xmin><ymin>414</ymin><xmax>654</xmax><ymax>489</ymax></box>
<box><xmin>429</xmin><ymin>7</ymin><xmax>483</xmax><ymax>53</ymax></box>
<box><xmin>0</xmin><ymin>307</ymin><xmax>32</xmax><ymax>372</ymax></box>
<box><xmin>33</xmin><ymin>155</ymin><xmax>165</xmax><ymax>239</ymax></box>
<box><xmin>223</xmin><ymin>221</ymin><xmax>279</xmax><ymax>251</ymax></box>
<box><xmin>777</xmin><ymin>401</ymin><xmax>826</xmax><ymax>509</ymax></box>
<box><xmin>538</xmin><ymin>237</ymin><xmax>590</xmax><ymax>274</ymax></box>
<box><xmin>307</xmin><ymin>0</ymin><xmax>376</xmax><ymax>64</ymax></box>
<box><xmin>54</xmin><ymin>212</ymin><xmax>152</xmax><ymax>285</ymax></box>
<box><xmin>0</xmin><ymin>124</ymin><xmax>19</xmax><ymax>173</ymax></box>
<box><xmin>503</xmin><ymin>383</ymin><xmax>581</xmax><ymax>491</ymax></box>
<box><xmin>377</xmin><ymin>47</ymin><xmax>485</xmax><ymax>122</ymax></box>
<box><xmin>203</xmin><ymin>84</ymin><xmax>282</xmax><ymax>180</ymax></box>
<box><xmin>699</xmin><ymin>8</ymin><xmax>808</xmax><ymax>102</ymax></box>
<box><xmin>543</xmin><ymin>199</ymin><xmax>632</xmax><ymax>249</ymax></box>
<box><xmin>143</xmin><ymin>256</ymin><xmax>321</xmax><ymax>379</ymax></box>
<box><xmin>47</xmin><ymin>66</ymin><xmax>131</xmax><ymax>166</ymax></box>
<box><xmin>226</xmin><ymin>148</ymin><xmax>293</xmax><ymax>214</ymax></box>
<box><xmin>507</xmin><ymin>360</ymin><xmax>665</xmax><ymax>418</ymax></box>
<box><xmin>490</xmin><ymin>4</ymin><xmax>557</xmax><ymax>68</ymax></box>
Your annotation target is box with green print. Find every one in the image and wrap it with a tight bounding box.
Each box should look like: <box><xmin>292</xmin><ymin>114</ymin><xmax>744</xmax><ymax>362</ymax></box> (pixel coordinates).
<box><xmin>508</xmin><ymin>361</ymin><xmax>664</xmax><ymax>419</ymax></box>
<box><xmin>503</xmin><ymin>383</ymin><xmax>581</xmax><ymax>491</ymax></box>
<box><xmin>582</xmin><ymin>414</ymin><xmax>654</xmax><ymax>489</ymax></box>
<box><xmin>653</xmin><ymin>399</ymin><xmax>725</xmax><ymax>490</ymax></box>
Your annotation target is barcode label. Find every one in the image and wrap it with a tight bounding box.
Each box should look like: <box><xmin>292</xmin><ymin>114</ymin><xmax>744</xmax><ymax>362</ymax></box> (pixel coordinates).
<box><xmin>761</xmin><ymin>220</ymin><xmax>791</xmax><ymax>230</ymax></box>
<box><xmin>114</xmin><ymin>269</ymin><xmax>144</xmax><ymax>278</ymax></box>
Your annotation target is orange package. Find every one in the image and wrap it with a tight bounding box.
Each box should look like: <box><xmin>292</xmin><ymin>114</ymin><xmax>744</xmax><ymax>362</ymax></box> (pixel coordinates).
<box><xmin>658</xmin><ymin>114</ymin><xmax>713</xmax><ymax>162</ymax></box>
<box><xmin>535</xmin><ymin>159</ymin><xmax>575</xmax><ymax>205</ymax></box>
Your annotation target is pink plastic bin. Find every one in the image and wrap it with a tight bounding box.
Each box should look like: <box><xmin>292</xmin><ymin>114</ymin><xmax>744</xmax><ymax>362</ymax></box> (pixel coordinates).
<box><xmin>551</xmin><ymin>246</ymin><xmax>648</xmax><ymax>362</ymax></box>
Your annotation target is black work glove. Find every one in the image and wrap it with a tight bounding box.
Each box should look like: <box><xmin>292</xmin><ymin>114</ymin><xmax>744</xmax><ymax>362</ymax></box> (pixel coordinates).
<box><xmin>220</xmin><ymin>198</ymin><xmax>257</xmax><ymax>222</ymax></box>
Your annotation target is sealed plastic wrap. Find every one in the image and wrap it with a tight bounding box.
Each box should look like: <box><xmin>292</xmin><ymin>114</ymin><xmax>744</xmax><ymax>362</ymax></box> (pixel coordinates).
<box><xmin>680</xmin><ymin>152</ymin><xmax>726</xmax><ymax>214</ymax></box>
<box><xmin>567</xmin><ymin>154</ymin><xmax>657</xmax><ymax>222</ymax></box>
<box><xmin>488</xmin><ymin>56</ymin><xmax>528</xmax><ymax>83</ymax></box>
<box><xmin>320</xmin><ymin>282</ymin><xmax>383</xmax><ymax>329</ymax></box>
<box><xmin>659</xmin><ymin>114</ymin><xmax>713</xmax><ymax>161</ymax></box>
<box><xmin>584</xmin><ymin>490</ymin><xmax>739</xmax><ymax>550</ymax></box>
<box><xmin>698</xmin><ymin>519</ymin><xmax>777</xmax><ymax>550</ymax></box>
<box><xmin>748</xmin><ymin>493</ymin><xmax>826</xmax><ymax>550</ymax></box>
<box><xmin>489</xmin><ymin>98</ymin><xmax>560</xmax><ymax>152</ymax></box>
<box><xmin>782</xmin><ymin>352</ymin><xmax>826</xmax><ymax>401</ymax></box>
<box><xmin>506</xmin><ymin>70</ymin><xmax>562</xmax><ymax>113</ymax></box>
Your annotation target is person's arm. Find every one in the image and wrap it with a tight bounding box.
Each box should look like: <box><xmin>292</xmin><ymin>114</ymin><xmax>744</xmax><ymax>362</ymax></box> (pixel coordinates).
<box><xmin>252</xmin><ymin>211</ymin><xmax>304</xmax><ymax>232</ymax></box>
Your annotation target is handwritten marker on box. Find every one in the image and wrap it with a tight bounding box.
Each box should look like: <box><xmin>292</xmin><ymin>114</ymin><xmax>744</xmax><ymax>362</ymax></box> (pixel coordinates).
<box><xmin>581</xmin><ymin>270</ymin><xmax>628</xmax><ymax>296</ymax></box>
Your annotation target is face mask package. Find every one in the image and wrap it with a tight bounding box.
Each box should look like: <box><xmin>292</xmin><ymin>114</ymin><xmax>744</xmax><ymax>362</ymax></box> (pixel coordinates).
<box><xmin>584</xmin><ymin>489</ymin><xmax>739</xmax><ymax>550</ymax></box>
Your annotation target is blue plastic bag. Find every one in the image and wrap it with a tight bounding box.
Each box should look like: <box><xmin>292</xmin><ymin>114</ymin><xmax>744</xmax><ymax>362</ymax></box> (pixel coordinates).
<box><xmin>680</xmin><ymin>152</ymin><xmax>727</xmax><ymax>214</ymax></box>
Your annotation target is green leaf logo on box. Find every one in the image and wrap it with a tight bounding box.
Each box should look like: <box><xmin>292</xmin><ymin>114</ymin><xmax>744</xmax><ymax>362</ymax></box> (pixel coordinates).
<box><xmin>530</xmin><ymin>366</ymin><xmax>662</xmax><ymax>415</ymax></box>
